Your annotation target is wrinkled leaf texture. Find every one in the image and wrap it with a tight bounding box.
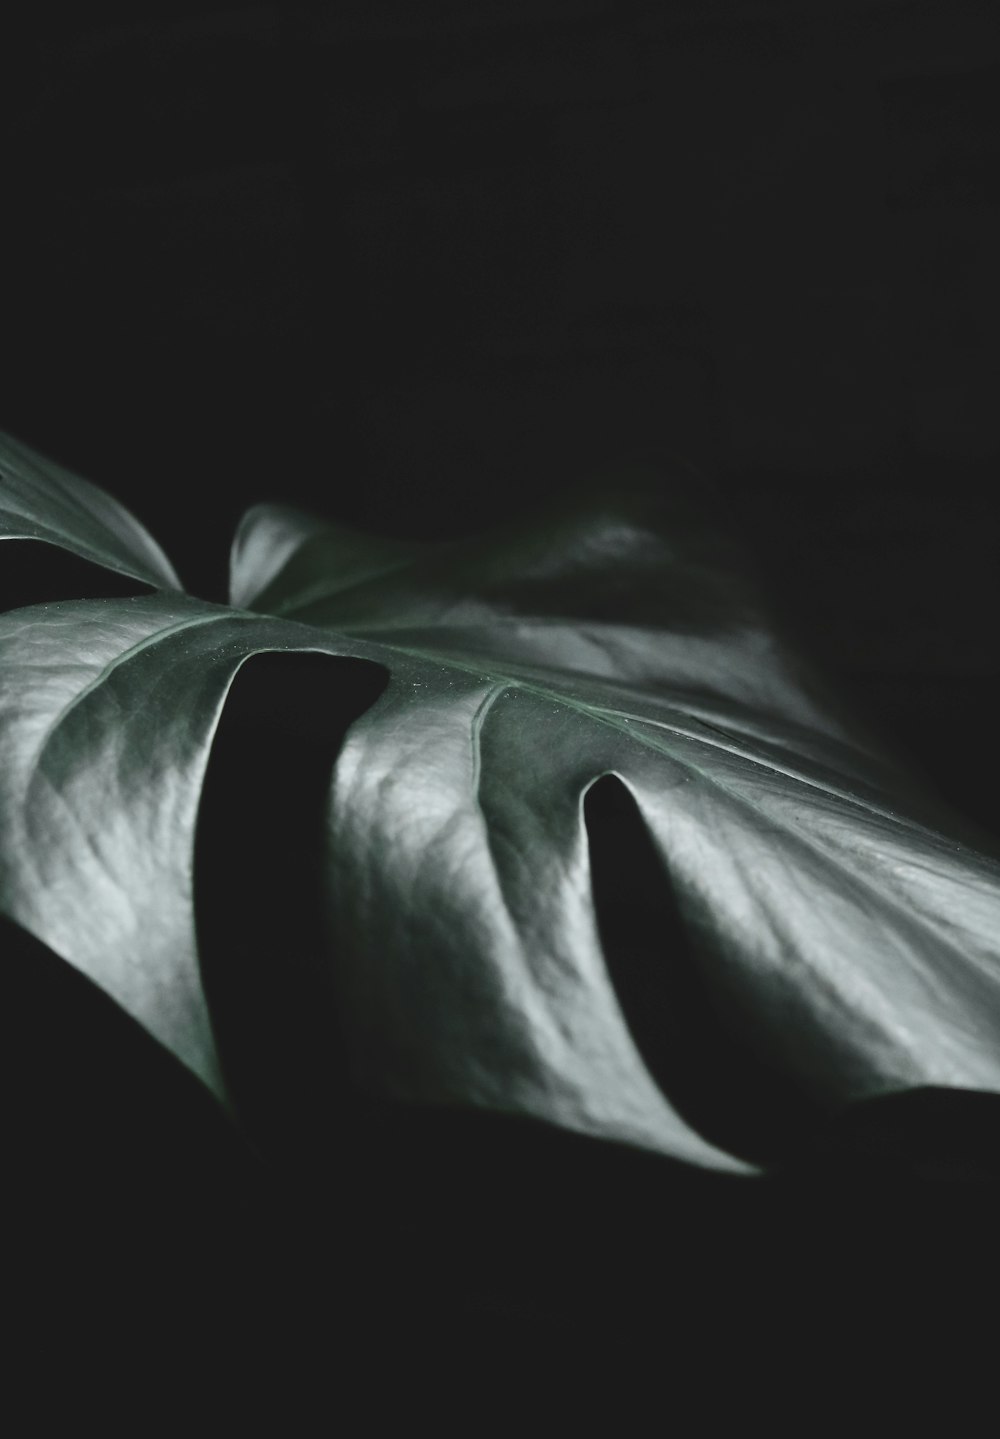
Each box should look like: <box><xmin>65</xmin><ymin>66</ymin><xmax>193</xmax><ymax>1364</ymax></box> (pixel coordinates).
<box><xmin>2</xmin><ymin>426</ymin><xmax>1000</xmax><ymax>1176</ymax></box>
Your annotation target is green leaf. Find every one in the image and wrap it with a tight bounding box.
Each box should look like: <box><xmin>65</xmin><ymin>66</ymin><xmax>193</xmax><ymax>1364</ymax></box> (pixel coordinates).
<box><xmin>4</xmin><ymin>430</ymin><xmax>1000</xmax><ymax>1174</ymax></box>
<box><xmin>0</xmin><ymin>429</ymin><xmax>181</xmax><ymax>590</ymax></box>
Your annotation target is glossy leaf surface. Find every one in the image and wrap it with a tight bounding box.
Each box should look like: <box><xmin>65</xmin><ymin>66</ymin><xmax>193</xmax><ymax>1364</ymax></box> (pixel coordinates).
<box><xmin>3</xmin><ymin>430</ymin><xmax>1000</xmax><ymax>1173</ymax></box>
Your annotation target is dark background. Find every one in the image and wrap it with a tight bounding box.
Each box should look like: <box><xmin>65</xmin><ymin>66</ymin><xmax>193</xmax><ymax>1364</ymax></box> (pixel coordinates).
<box><xmin>4</xmin><ymin>0</ymin><xmax>1000</xmax><ymax>1378</ymax></box>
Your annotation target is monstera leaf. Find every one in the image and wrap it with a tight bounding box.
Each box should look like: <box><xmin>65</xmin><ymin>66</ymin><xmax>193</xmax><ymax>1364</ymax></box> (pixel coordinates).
<box><xmin>3</xmin><ymin>426</ymin><xmax>1000</xmax><ymax>1181</ymax></box>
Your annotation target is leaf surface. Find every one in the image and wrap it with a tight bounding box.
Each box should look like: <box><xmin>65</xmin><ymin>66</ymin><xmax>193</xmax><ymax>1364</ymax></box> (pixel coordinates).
<box><xmin>0</xmin><ymin>430</ymin><xmax>181</xmax><ymax>590</ymax></box>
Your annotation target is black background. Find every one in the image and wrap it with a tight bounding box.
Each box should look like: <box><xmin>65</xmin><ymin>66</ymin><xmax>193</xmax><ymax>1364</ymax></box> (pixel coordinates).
<box><xmin>4</xmin><ymin>0</ymin><xmax>1000</xmax><ymax>1385</ymax></box>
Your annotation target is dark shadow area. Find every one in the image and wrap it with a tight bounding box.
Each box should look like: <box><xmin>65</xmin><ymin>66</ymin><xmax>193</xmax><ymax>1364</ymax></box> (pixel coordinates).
<box><xmin>0</xmin><ymin>539</ymin><xmax>153</xmax><ymax>613</ymax></box>
<box><xmin>1</xmin><ymin>913</ymin><xmax>255</xmax><ymax>1192</ymax></box>
<box><xmin>253</xmin><ymin>1085</ymin><xmax>1000</xmax><ymax>1367</ymax></box>
<box><xmin>6</xmin><ymin>904</ymin><xmax>1000</xmax><ymax>1377</ymax></box>
<box><xmin>585</xmin><ymin>774</ymin><xmax>825</xmax><ymax>1165</ymax></box>
<box><xmin>0</xmin><ymin>913</ymin><xmax>278</xmax><ymax>1362</ymax></box>
<box><xmin>193</xmin><ymin>650</ymin><xmax>387</xmax><ymax>1161</ymax></box>
<box><xmin>806</xmin><ymin>1084</ymin><xmax>1000</xmax><ymax>1186</ymax></box>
